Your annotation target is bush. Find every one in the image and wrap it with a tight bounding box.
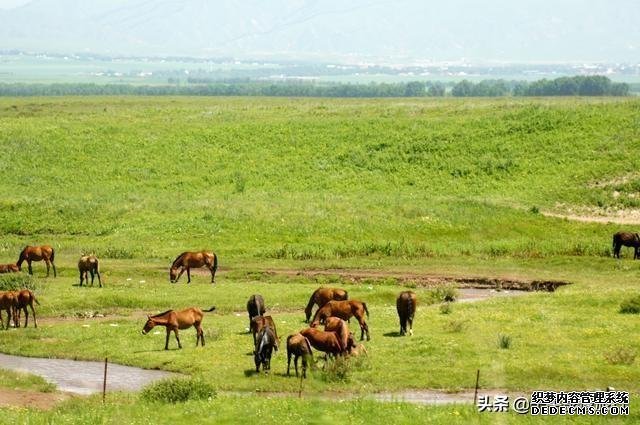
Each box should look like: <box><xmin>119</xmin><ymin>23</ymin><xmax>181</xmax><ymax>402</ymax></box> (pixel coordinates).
<box><xmin>439</xmin><ymin>302</ymin><xmax>453</xmax><ymax>315</ymax></box>
<box><xmin>498</xmin><ymin>334</ymin><xmax>512</xmax><ymax>349</ymax></box>
<box><xmin>430</xmin><ymin>284</ymin><xmax>458</xmax><ymax>303</ymax></box>
<box><xmin>140</xmin><ymin>377</ymin><xmax>216</xmax><ymax>404</ymax></box>
<box><xmin>619</xmin><ymin>295</ymin><xmax>640</xmax><ymax>314</ymax></box>
<box><xmin>0</xmin><ymin>273</ymin><xmax>38</xmax><ymax>291</ymax></box>
<box><xmin>444</xmin><ymin>319</ymin><xmax>465</xmax><ymax>333</ymax></box>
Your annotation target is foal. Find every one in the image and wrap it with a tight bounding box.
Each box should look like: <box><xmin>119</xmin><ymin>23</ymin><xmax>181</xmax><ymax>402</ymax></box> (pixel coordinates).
<box><xmin>142</xmin><ymin>306</ymin><xmax>216</xmax><ymax>350</ymax></box>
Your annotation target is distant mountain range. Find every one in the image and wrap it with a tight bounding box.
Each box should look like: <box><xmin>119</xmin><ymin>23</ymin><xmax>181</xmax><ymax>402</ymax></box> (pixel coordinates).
<box><xmin>1</xmin><ymin>0</ymin><xmax>638</xmax><ymax>63</ymax></box>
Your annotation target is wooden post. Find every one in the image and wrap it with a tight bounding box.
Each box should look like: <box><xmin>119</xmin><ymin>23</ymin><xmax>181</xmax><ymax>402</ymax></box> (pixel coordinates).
<box><xmin>473</xmin><ymin>369</ymin><xmax>480</xmax><ymax>406</ymax></box>
<box><xmin>102</xmin><ymin>357</ymin><xmax>108</xmax><ymax>403</ymax></box>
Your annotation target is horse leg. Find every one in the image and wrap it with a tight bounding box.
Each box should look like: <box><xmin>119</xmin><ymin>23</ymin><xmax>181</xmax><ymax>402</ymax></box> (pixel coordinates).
<box><xmin>96</xmin><ymin>269</ymin><xmax>102</xmax><ymax>287</ymax></box>
<box><xmin>209</xmin><ymin>265</ymin><xmax>215</xmax><ymax>284</ymax></box>
<box><xmin>186</xmin><ymin>268</ymin><xmax>191</xmax><ymax>284</ymax></box>
<box><xmin>174</xmin><ymin>267</ymin><xmax>186</xmax><ymax>283</ymax></box>
<box><xmin>90</xmin><ymin>270</ymin><xmax>95</xmax><ymax>286</ymax></box>
<box><xmin>44</xmin><ymin>259</ymin><xmax>50</xmax><ymax>277</ymax></box>
<box><xmin>27</xmin><ymin>260</ymin><xmax>33</xmax><ymax>275</ymax></box>
<box><xmin>29</xmin><ymin>303</ymin><xmax>36</xmax><ymax>328</ymax></box>
<box><xmin>358</xmin><ymin>317</ymin><xmax>370</xmax><ymax>341</ymax></box>
<box><xmin>51</xmin><ymin>258</ymin><xmax>56</xmax><ymax>277</ymax></box>
<box><xmin>164</xmin><ymin>329</ymin><xmax>171</xmax><ymax>350</ymax></box>
<box><xmin>287</xmin><ymin>351</ymin><xmax>292</xmax><ymax>376</ymax></box>
<box><xmin>79</xmin><ymin>270</ymin><xmax>84</xmax><ymax>286</ymax></box>
<box><xmin>174</xmin><ymin>329</ymin><xmax>182</xmax><ymax>349</ymax></box>
<box><xmin>408</xmin><ymin>316</ymin><xmax>413</xmax><ymax>336</ymax></box>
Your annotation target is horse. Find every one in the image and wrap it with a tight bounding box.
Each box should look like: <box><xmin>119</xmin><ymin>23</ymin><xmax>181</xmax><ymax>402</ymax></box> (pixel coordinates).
<box><xmin>310</xmin><ymin>300</ymin><xmax>370</xmax><ymax>341</ymax></box>
<box><xmin>246</xmin><ymin>294</ymin><xmax>266</xmax><ymax>332</ymax></box>
<box><xmin>0</xmin><ymin>291</ymin><xmax>18</xmax><ymax>329</ymax></box>
<box><xmin>78</xmin><ymin>255</ymin><xmax>102</xmax><ymax>287</ymax></box>
<box><xmin>13</xmin><ymin>289</ymin><xmax>39</xmax><ymax>328</ymax></box>
<box><xmin>612</xmin><ymin>231</ymin><xmax>640</xmax><ymax>259</ymax></box>
<box><xmin>141</xmin><ymin>306</ymin><xmax>216</xmax><ymax>350</ymax></box>
<box><xmin>299</xmin><ymin>328</ymin><xmax>344</xmax><ymax>357</ymax></box>
<box><xmin>304</xmin><ymin>287</ymin><xmax>349</xmax><ymax>322</ymax></box>
<box><xmin>0</xmin><ymin>263</ymin><xmax>19</xmax><ymax>274</ymax></box>
<box><xmin>169</xmin><ymin>251</ymin><xmax>218</xmax><ymax>284</ymax></box>
<box><xmin>250</xmin><ymin>315</ymin><xmax>278</xmax><ymax>347</ymax></box>
<box><xmin>254</xmin><ymin>325</ymin><xmax>277</xmax><ymax>373</ymax></box>
<box><xmin>16</xmin><ymin>245</ymin><xmax>56</xmax><ymax>277</ymax></box>
<box><xmin>396</xmin><ymin>291</ymin><xmax>417</xmax><ymax>336</ymax></box>
<box><xmin>323</xmin><ymin>316</ymin><xmax>350</xmax><ymax>352</ymax></box>
<box><xmin>286</xmin><ymin>333</ymin><xmax>313</xmax><ymax>378</ymax></box>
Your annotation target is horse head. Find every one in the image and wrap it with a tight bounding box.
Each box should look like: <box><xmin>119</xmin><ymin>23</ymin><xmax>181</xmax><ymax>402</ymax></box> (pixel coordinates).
<box><xmin>141</xmin><ymin>316</ymin><xmax>156</xmax><ymax>335</ymax></box>
<box><xmin>169</xmin><ymin>267</ymin><xmax>178</xmax><ymax>283</ymax></box>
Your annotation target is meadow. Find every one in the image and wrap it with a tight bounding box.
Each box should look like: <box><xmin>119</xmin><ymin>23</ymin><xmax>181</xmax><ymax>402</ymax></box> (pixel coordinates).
<box><xmin>0</xmin><ymin>96</ymin><xmax>639</xmax><ymax>423</ymax></box>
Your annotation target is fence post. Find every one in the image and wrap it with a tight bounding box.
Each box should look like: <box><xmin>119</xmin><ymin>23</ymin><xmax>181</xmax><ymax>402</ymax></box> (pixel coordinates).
<box><xmin>103</xmin><ymin>357</ymin><xmax>108</xmax><ymax>403</ymax></box>
<box><xmin>473</xmin><ymin>369</ymin><xmax>480</xmax><ymax>407</ymax></box>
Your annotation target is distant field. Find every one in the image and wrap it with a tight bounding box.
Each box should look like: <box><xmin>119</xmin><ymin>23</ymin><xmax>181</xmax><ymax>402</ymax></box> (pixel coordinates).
<box><xmin>1</xmin><ymin>96</ymin><xmax>639</xmax><ymax>423</ymax></box>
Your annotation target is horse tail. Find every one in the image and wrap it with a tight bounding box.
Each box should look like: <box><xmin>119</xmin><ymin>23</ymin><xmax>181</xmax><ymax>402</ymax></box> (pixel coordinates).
<box><xmin>304</xmin><ymin>336</ymin><xmax>313</xmax><ymax>356</ymax></box>
<box><xmin>203</xmin><ymin>306</ymin><xmax>216</xmax><ymax>312</ymax></box>
<box><xmin>212</xmin><ymin>253</ymin><xmax>218</xmax><ymax>273</ymax></box>
<box><xmin>34</xmin><ymin>294</ymin><xmax>40</xmax><ymax>305</ymax></box>
<box><xmin>406</xmin><ymin>294</ymin><xmax>413</xmax><ymax>319</ymax></box>
<box><xmin>50</xmin><ymin>247</ymin><xmax>55</xmax><ymax>263</ymax></box>
<box><xmin>362</xmin><ymin>302</ymin><xmax>369</xmax><ymax>318</ymax></box>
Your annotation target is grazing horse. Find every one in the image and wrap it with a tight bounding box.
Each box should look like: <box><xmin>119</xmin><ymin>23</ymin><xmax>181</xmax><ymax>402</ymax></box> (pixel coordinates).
<box><xmin>13</xmin><ymin>289</ymin><xmax>39</xmax><ymax>328</ymax></box>
<box><xmin>169</xmin><ymin>251</ymin><xmax>218</xmax><ymax>284</ymax></box>
<box><xmin>0</xmin><ymin>264</ymin><xmax>19</xmax><ymax>274</ymax></box>
<box><xmin>16</xmin><ymin>245</ymin><xmax>56</xmax><ymax>277</ymax></box>
<box><xmin>300</xmin><ymin>328</ymin><xmax>344</xmax><ymax>357</ymax></box>
<box><xmin>310</xmin><ymin>300</ymin><xmax>370</xmax><ymax>341</ymax></box>
<box><xmin>246</xmin><ymin>294</ymin><xmax>266</xmax><ymax>332</ymax></box>
<box><xmin>323</xmin><ymin>316</ymin><xmax>350</xmax><ymax>352</ymax></box>
<box><xmin>612</xmin><ymin>231</ymin><xmax>640</xmax><ymax>259</ymax></box>
<box><xmin>250</xmin><ymin>315</ymin><xmax>278</xmax><ymax>347</ymax></box>
<box><xmin>141</xmin><ymin>306</ymin><xmax>216</xmax><ymax>350</ymax></box>
<box><xmin>254</xmin><ymin>325</ymin><xmax>278</xmax><ymax>373</ymax></box>
<box><xmin>0</xmin><ymin>291</ymin><xmax>18</xmax><ymax>329</ymax></box>
<box><xmin>304</xmin><ymin>287</ymin><xmax>349</xmax><ymax>322</ymax></box>
<box><xmin>396</xmin><ymin>291</ymin><xmax>417</xmax><ymax>336</ymax></box>
<box><xmin>78</xmin><ymin>255</ymin><xmax>101</xmax><ymax>287</ymax></box>
<box><xmin>286</xmin><ymin>333</ymin><xmax>313</xmax><ymax>378</ymax></box>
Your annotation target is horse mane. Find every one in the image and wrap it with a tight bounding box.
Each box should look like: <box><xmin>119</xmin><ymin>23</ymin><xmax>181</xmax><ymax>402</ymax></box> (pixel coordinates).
<box><xmin>171</xmin><ymin>252</ymin><xmax>188</xmax><ymax>269</ymax></box>
<box><xmin>150</xmin><ymin>309</ymin><xmax>173</xmax><ymax>318</ymax></box>
<box><xmin>16</xmin><ymin>246</ymin><xmax>29</xmax><ymax>265</ymax></box>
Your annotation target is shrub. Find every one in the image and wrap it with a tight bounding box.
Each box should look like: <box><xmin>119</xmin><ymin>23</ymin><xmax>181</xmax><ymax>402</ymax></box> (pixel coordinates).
<box><xmin>604</xmin><ymin>347</ymin><xmax>636</xmax><ymax>365</ymax></box>
<box><xmin>445</xmin><ymin>319</ymin><xmax>465</xmax><ymax>333</ymax></box>
<box><xmin>430</xmin><ymin>284</ymin><xmax>458</xmax><ymax>303</ymax></box>
<box><xmin>498</xmin><ymin>334</ymin><xmax>512</xmax><ymax>349</ymax></box>
<box><xmin>619</xmin><ymin>295</ymin><xmax>640</xmax><ymax>314</ymax></box>
<box><xmin>0</xmin><ymin>273</ymin><xmax>38</xmax><ymax>291</ymax></box>
<box><xmin>140</xmin><ymin>377</ymin><xmax>216</xmax><ymax>404</ymax></box>
<box><xmin>439</xmin><ymin>302</ymin><xmax>453</xmax><ymax>315</ymax></box>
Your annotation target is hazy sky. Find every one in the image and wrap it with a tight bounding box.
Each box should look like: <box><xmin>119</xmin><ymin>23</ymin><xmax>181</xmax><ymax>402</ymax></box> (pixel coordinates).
<box><xmin>0</xmin><ymin>0</ymin><xmax>638</xmax><ymax>62</ymax></box>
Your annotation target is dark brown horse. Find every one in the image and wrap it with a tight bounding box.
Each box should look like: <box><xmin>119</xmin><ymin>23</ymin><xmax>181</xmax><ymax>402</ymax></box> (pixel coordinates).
<box><xmin>304</xmin><ymin>287</ymin><xmax>349</xmax><ymax>322</ymax></box>
<box><xmin>17</xmin><ymin>245</ymin><xmax>56</xmax><ymax>277</ymax></box>
<box><xmin>250</xmin><ymin>315</ymin><xmax>278</xmax><ymax>347</ymax></box>
<box><xmin>286</xmin><ymin>333</ymin><xmax>313</xmax><ymax>378</ymax></box>
<box><xmin>78</xmin><ymin>255</ymin><xmax>102</xmax><ymax>287</ymax></box>
<box><xmin>141</xmin><ymin>306</ymin><xmax>216</xmax><ymax>350</ymax></box>
<box><xmin>254</xmin><ymin>325</ymin><xmax>278</xmax><ymax>373</ymax></box>
<box><xmin>310</xmin><ymin>300</ymin><xmax>370</xmax><ymax>341</ymax></box>
<box><xmin>0</xmin><ymin>263</ymin><xmax>19</xmax><ymax>274</ymax></box>
<box><xmin>13</xmin><ymin>289</ymin><xmax>39</xmax><ymax>328</ymax></box>
<box><xmin>396</xmin><ymin>291</ymin><xmax>417</xmax><ymax>336</ymax></box>
<box><xmin>247</xmin><ymin>294</ymin><xmax>266</xmax><ymax>332</ymax></box>
<box><xmin>612</xmin><ymin>231</ymin><xmax>640</xmax><ymax>259</ymax></box>
<box><xmin>169</xmin><ymin>251</ymin><xmax>218</xmax><ymax>284</ymax></box>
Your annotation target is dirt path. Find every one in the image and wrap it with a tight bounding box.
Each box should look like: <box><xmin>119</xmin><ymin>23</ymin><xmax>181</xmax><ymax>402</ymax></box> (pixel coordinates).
<box><xmin>541</xmin><ymin>210</ymin><xmax>640</xmax><ymax>225</ymax></box>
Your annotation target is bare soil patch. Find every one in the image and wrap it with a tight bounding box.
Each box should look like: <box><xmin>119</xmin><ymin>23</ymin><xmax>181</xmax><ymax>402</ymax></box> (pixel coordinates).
<box><xmin>0</xmin><ymin>387</ymin><xmax>71</xmax><ymax>410</ymax></box>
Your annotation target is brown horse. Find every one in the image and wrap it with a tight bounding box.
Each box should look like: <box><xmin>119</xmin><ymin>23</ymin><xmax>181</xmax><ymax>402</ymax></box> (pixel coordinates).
<box><xmin>78</xmin><ymin>255</ymin><xmax>102</xmax><ymax>287</ymax></box>
<box><xmin>396</xmin><ymin>291</ymin><xmax>417</xmax><ymax>336</ymax></box>
<box><xmin>323</xmin><ymin>316</ymin><xmax>350</xmax><ymax>352</ymax></box>
<box><xmin>17</xmin><ymin>245</ymin><xmax>56</xmax><ymax>277</ymax></box>
<box><xmin>286</xmin><ymin>333</ymin><xmax>313</xmax><ymax>378</ymax></box>
<box><xmin>141</xmin><ymin>306</ymin><xmax>216</xmax><ymax>350</ymax></box>
<box><xmin>0</xmin><ymin>263</ymin><xmax>19</xmax><ymax>274</ymax></box>
<box><xmin>0</xmin><ymin>291</ymin><xmax>18</xmax><ymax>329</ymax></box>
<box><xmin>169</xmin><ymin>251</ymin><xmax>218</xmax><ymax>284</ymax></box>
<box><xmin>612</xmin><ymin>231</ymin><xmax>640</xmax><ymax>259</ymax></box>
<box><xmin>13</xmin><ymin>289</ymin><xmax>39</xmax><ymax>328</ymax></box>
<box><xmin>310</xmin><ymin>300</ymin><xmax>370</xmax><ymax>341</ymax></box>
<box><xmin>250</xmin><ymin>315</ymin><xmax>278</xmax><ymax>347</ymax></box>
<box><xmin>304</xmin><ymin>287</ymin><xmax>349</xmax><ymax>322</ymax></box>
<box><xmin>300</xmin><ymin>328</ymin><xmax>344</xmax><ymax>357</ymax></box>
<box><xmin>254</xmin><ymin>325</ymin><xmax>278</xmax><ymax>373</ymax></box>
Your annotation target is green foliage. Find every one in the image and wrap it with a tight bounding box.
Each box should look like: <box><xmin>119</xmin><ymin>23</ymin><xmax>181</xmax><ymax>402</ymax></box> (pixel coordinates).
<box><xmin>140</xmin><ymin>377</ymin><xmax>216</xmax><ymax>404</ymax></box>
<box><xmin>498</xmin><ymin>334</ymin><xmax>512</xmax><ymax>349</ymax></box>
<box><xmin>0</xmin><ymin>273</ymin><xmax>38</xmax><ymax>291</ymax></box>
<box><xmin>0</xmin><ymin>369</ymin><xmax>56</xmax><ymax>392</ymax></box>
<box><xmin>619</xmin><ymin>295</ymin><xmax>640</xmax><ymax>314</ymax></box>
<box><xmin>429</xmin><ymin>285</ymin><xmax>458</xmax><ymax>303</ymax></box>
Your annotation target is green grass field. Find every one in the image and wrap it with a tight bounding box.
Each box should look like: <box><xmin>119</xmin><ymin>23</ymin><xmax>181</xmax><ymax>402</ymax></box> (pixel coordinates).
<box><xmin>0</xmin><ymin>96</ymin><xmax>639</xmax><ymax>423</ymax></box>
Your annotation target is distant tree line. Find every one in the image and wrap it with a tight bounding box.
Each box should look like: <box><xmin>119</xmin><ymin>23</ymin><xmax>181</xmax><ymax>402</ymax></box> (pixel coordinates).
<box><xmin>0</xmin><ymin>76</ymin><xmax>630</xmax><ymax>97</ymax></box>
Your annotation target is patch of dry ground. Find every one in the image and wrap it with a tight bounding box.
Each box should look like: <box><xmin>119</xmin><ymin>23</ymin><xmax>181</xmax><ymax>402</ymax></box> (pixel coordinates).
<box><xmin>0</xmin><ymin>387</ymin><xmax>71</xmax><ymax>410</ymax></box>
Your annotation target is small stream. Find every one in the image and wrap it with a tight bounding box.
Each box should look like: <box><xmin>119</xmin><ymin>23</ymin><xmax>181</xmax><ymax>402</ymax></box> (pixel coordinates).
<box><xmin>0</xmin><ymin>353</ymin><xmax>178</xmax><ymax>395</ymax></box>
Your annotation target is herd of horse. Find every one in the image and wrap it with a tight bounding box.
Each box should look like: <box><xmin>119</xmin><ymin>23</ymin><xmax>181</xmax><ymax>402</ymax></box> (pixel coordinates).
<box><xmin>1</xmin><ymin>233</ymin><xmax>637</xmax><ymax>377</ymax></box>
